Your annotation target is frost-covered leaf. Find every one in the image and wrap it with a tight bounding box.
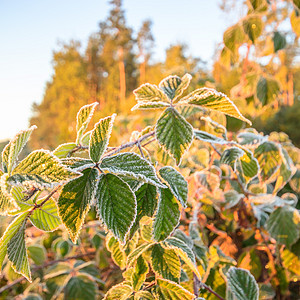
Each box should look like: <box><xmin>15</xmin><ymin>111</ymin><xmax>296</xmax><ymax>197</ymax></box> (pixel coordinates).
<box><xmin>0</xmin><ymin>211</ymin><xmax>28</xmax><ymax>268</ymax></box>
<box><xmin>237</xmin><ymin>131</ymin><xmax>267</xmax><ymax>146</ymax></box>
<box><xmin>140</xmin><ymin>216</ymin><xmax>154</xmax><ymax>242</ymax></box>
<box><xmin>95</xmin><ymin>173</ymin><xmax>136</xmax><ymax>243</ymax></box>
<box><xmin>242</xmin><ymin>15</ymin><xmax>263</xmax><ymax>43</ymax></box>
<box><xmin>29</xmin><ymin>198</ymin><xmax>61</xmax><ymax>231</ymax></box>
<box><xmin>133</xmin><ymin>83</ymin><xmax>169</xmax><ymax>103</ymax></box>
<box><xmin>0</xmin><ymin>174</ymin><xmax>19</xmax><ymax>215</ymax></box>
<box><xmin>157</xmin><ymin>278</ymin><xmax>195</xmax><ymax>300</ymax></box>
<box><xmin>9</xmin><ymin>150</ymin><xmax>80</xmax><ymax>187</ymax></box>
<box><xmin>64</xmin><ymin>274</ymin><xmax>97</xmax><ymax>300</ymax></box>
<box><xmin>290</xmin><ymin>169</ymin><xmax>300</xmax><ymax>193</ymax></box>
<box><xmin>131</xmin><ymin>101</ymin><xmax>170</xmax><ymax>110</ymax></box>
<box><xmin>134</xmin><ymin>291</ymin><xmax>154</xmax><ymax>300</ymax></box>
<box><xmin>159</xmin><ymin>74</ymin><xmax>192</xmax><ymax>103</ymax></box>
<box><xmin>194</xmin><ymin>130</ymin><xmax>228</xmax><ymax>145</ymax></box>
<box><xmin>237</xmin><ymin>148</ymin><xmax>259</xmax><ymax>183</ymax></box>
<box><xmin>151</xmin><ymin>244</ymin><xmax>181</xmax><ymax>282</ymax></box>
<box><xmin>60</xmin><ymin>157</ymin><xmax>94</xmax><ymax>171</ymax></box>
<box><xmin>274</xmin><ymin>148</ymin><xmax>296</xmax><ymax>193</ymax></box>
<box><xmin>127</xmin><ymin>242</ymin><xmax>155</xmax><ymax>267</ymax></box>
<box><xmin>58</xmin><ymin>168</ymin><xmax>99</xmax><ymax>243</ymax></box>
<box><xmin>226</xmin><ymin>267</ymin><xmax>259</xmax><ymax>300</ymax></box>
<box><xmin>89</xmin><ymin>114</ymin><xmax>116</xmax><ymax>163</ymax></box>
<box><xmin>153</xmin><ymin>188</ymin><xmax>180</xmax><ymax>242</ymax></box>
<box><xmin>1</xmin><ymin>125</ymin><xmax>36</xmax><ymax>174</ymax></box>
<box><xmin>224</xmin><ymin>190</ymin><xmax>244</xmax><ymax>209</ymax></box>
<box><xmin>254</xmin><ymin>141</ymin><xmax>281</xmax><ymax>183</ymax></box>
<box><xmin>179</xmin><ymin>87</ymin><xmax>251</xmax><ymax>125</ymax></box>
<box><xmin>162</xmin><ymin>237</ymin><xmax>201</xmax><ymax>280</ymax></box>
<box><xmin>7</xmin><ymin>222</ymin><xmax>31</xmax><ymax>281</ymax></box>
<box><xmin>53</xmin><ymin>143</ymin><xmax>77</xmax><ymax>159</ymax></box>
<box><xmin>106</xmin><ymin>233</ymin><xmax>126</xmax><ymax>269</ymax></box>
<box><xmin>132</xmin><ymin>256</ymin><xmax>149</xmax><ymax>291</ymax></box>
<box><xmin>100</xmin><ymin>152</ymin><xmax>164</xmax><ymax>188</ymax></box>
<box><xmin>104</xmin><ymin>283</ymin><xmax>133</xmax><ymax>300</ymax></box>
<box><xmin>76</xmin><ymin>102</ymin><xmax>98</xmax><ymax>144</ymax></box>
<box><xmin>256</xmin><ymin>77</ymin><xmax>280</xmax><ymax>106</ymax></box>
<box><xmin>159</xmin><ymin>166</ymin><xmax>188</xmax><ymax>208</ymax></box>
<box><xmin>220</xmin><ymin>147</ymin><xmax>244</xmax><ymax>169</ymax></box>
<box><xmin>266</xmin><ymin>206</ymin><xmax>300</xmax><ymax>246</ymax></box>
<box><xmin>156</xmin><ymin>107</ymin><xmax>194</xmax><ymax>165</ymax></box>
<box><xmin>130</xmin><ymin>184</ymin><xmax>157</xmax><ymax>237</ymax></box>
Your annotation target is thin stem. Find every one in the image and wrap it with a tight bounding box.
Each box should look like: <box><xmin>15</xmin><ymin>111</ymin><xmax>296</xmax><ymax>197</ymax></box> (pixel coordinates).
<box><xmin>201</xmin><ymin>282</ymin><xmax>225</xmax><ymax>300</ymax></box>
<box><xmin>103</xmin><ymin>131</ymin><xmax>155</xmax><ymax>158</ymax></box>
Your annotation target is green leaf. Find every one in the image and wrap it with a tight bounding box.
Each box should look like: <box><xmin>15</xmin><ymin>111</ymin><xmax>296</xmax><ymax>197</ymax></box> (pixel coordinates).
<box><xmin>100</xmin><ymin>152</ymin><xmax>164</xmax><ymax>187</ymax></box>
<box><xmin>133</xmin><ymin>83</ymin><xmax>169</xmax><ymax>103</ymax></box>
<box><xmin>58</xmin><ymin>168</ymin><xmax>99</xmax><ymax>243</ymax></box>
<box><xmin>140</xmin><ymin>216</ymin><xmax>155</xmax><ymax>242</ymax></box>
<box><xmin>28</xmin><ymin>245</ymin><xmax>46</xmax><ymax>265</ymax></box>
<box><xmin>281</xmin><ymin>248</ymin><xmax>300</xmax><ymax>276</ymax></box>
<box><xmin>76</xmin><ymin>102</ymin><xmax>98</xmax><ymax>144</ymax></box>
<box><xmin>256</xmin><ymin>77</ymin><xmax>280</xmax><ymax>106</ymax></box>
<box><xmin>130</xmin><ymin>184</ymin><xmax>158</xmax><ymax>237</ymax></box>
<box><xmin>132</xmin><ymin>256</ymin><xmax>149</xmax><ymax>291</ymax></box>
<box><xmin>89</xmin><ymin>114</ymin><xmax>116</xmax><ymax>163</ymax></box>
<box><xmin>162</xmin><ymin>237</ymin><xmax>201</xmax><ymax>280</ymax></box>
<box><xmin>226</xmin><ymin>267</ymin><xmax>259</xmax><ymax>300</ymax></box>
<box><xmin>179</xmin><ymin>88</ymin><xmax>251</xmax><ymax>125</ymax></box>
<box><xmin>242</xmin><ymin>15</ymin><xmax>262</xmax><ymax>43</ymax></box>
<box><xmin>248</xmin><ymin>0</ymin><xmax>268</xmax><ymax>11</ymax></box>
<box><xmin>293</xmin><ymin>0</ymin><xmax>300</xmax><ymax>9</ymax></box>
<box><xmin>159</xmin><ymin>166</ymin><xmax>188</xmax><ymax>208</ymax></box>
<box><xmin>7</xmin><ymin>222</ymin><xmax>31</xmax><ymax>281</ymax></box>
<box><xmin>194</xmin><ymin>130</ymin><xmax>228</xmax><ymax>145</ymax></box>
<box><xmin>53</xmin><ymin>143</ymin><xmax>77</xmax><ymax>159</ymax></box>
<box><xmin>156</xmin><ymin>107</ymin><xmax>194</xmax><ymax>165</ymax></box>
<box><xmin>64</xmin><ymin>274</ymin><xmax>97</xmax><ymax>300</ymax></box>
<box><xmin>254</xmin><ymin>141</ymin><xmax>281</xmax><ymax>183</ymax></box>
<box><xmin>95</xmin><ymin>173</ymin><xmax>136</xmax><ymax>243</ymax></box>
<box><xmin>1</xmin><ymin>125</ymin><xmax>37</xmax><ymax>174</ymax></box>
<box><xmin>131</xmin><ymin>101</ymin><xmax>170</xmax><ymax>111</ymax></box>
<box><xmin>273</xmin><ymin>31</ymin><xmax>286</xmax><ymax>52</ymax></box>
<box><xmin>127</xmin><ymin>242</ymin><xmax>155</xmax><ymax>267</ymax></box>
<box><xmin>0</xmin><ymin>211</ymin><xmax>28</xmax><ymax>268</ymax></box>
<box><xmin>104</xmin><ymin>283</ymin><xmax>133</xmax><ymax>300</ymax></box>
<box><xmin>159</xmin><ymin>74</ymin><xmax>192</xmax><ymax>103</ymax></box>
<box><xmin>223</xmin><ymin>24</ymin><xmax>245</xmax><ymax>52</ymax></box>
<box><xmin>29</xmin><ymin>197</ymin><xmax>61</xmax><ymax>231</ymax></box>
<box><xmin>106</xmin><ymin>233</ymin><xmax>127</xmax><ymax>269</ymax></box>
<box><xmin>8</xmin><ymin>150</ymin><xmax>80</xmax><ymax>187</ymax></box>
<box><xmin>153</xmin><ymin>188</ymin><xmax>180</xmax><ymax>242</ymax></box>
<box><xmin>157</xmin><ymin>278</ymin><xmax>195</xmax><ymax>300</ymax></box>
<box><xmin>151</xmin><ymin>244</ymin><xmax>181</xmax><ymax>282</ymax></box>
<box><xmin>266</xmin><ymin>206</ymin><xmax>300</xmax><ymax>246</ymax></box>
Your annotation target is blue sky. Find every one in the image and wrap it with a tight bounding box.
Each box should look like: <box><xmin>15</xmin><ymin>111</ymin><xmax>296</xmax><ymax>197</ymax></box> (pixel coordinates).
<box><xmin>0</xmin><ymin>0</ymin><xmax>237</xmax><ymax>141</ymax></box>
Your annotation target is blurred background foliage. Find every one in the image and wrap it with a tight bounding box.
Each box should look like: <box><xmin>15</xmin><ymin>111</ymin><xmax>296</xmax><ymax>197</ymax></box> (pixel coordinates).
<box><xmin>27</xmin><ymin>0</ymin><xmax>300</xmax><ymax>150</ymax></box>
